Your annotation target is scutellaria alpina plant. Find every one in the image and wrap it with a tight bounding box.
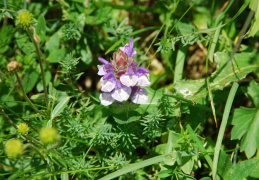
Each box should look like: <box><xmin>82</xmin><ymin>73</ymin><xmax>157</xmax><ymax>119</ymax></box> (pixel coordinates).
<box><xmin>97</xmin><ymin>38</ymin><xmax>151</xmax><ymax>106</ymax></box>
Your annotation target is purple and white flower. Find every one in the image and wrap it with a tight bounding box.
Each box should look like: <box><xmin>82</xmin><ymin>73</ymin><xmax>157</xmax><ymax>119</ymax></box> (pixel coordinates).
<box><xmin>131</xmin><ymin>86</ymin><xmax>148</xmax><ymax>104</ymax></box>
<box><xmin>97</xmin><ymin>38</ymin><xmax>151</xmax><ymax>106</ymax></box>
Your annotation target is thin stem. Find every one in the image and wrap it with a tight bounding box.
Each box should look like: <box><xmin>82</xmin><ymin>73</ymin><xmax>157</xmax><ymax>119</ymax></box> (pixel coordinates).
<box><xmin>1</xmin><ymin>109</ymin><xmax>44</xmax><ymax>146</ymax></box>
<box><xmin>212</xmin><ymin>82</ymin><xmax>239</xmax><ymax>180</ymax></box>
<box><xmin>13</xmin><ymin>70</ymin><xmax>42</xmax><ymax>115</ymax></box>
<box><xmin>26</xmin><ymin>29</ymin><xmax>49</xmax><ymax>108</ymax></box>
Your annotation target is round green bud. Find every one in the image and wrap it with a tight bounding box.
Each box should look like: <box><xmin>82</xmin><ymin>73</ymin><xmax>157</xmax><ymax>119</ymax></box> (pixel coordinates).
<box><xmin>5</xmin><ymin>139</ymin><xmax>23</xmax><ymax>158</ymax></box>
<box><xmin>16</xmin><ymin>10</ymin><xmax>34</xmax><ymax>29</ymax></box>
<box><xmin>39</xmin><ymin>127</ymin><xmax>59</xmax><ymax>144</ymax></box>
<box><xmin>17</xmin><ymin>123</ymin><xmax>29</xmax><ymax>135</ymax></box>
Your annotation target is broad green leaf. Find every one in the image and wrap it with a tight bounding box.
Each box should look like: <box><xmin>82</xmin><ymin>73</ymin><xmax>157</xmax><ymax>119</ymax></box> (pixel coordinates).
<box><xmin>224</xmin><ymin>159</ymin><xmax>259</xmax><ymax>180</ymax></box>
<box><xmin>45</xmin><ymin>33</ymin><xmax>60</xmax><ymax>54</ymax></box>
<box><xmin>16</xmin><ymin>38</ymin><xmax>34</xmax><ymax>55</ymax></box>
<box><xmin>181</xmin><ymin>156</ymin><xmax>194</xmax><ymax>174</ymax></box>
<box><xmin>31</xmin><ymin>93</ymin><xmax>45</xmax><ymax>102</ymax></box>
<box><xmin>247</xmin><ymin>80</ymin><xmax>259</xmax><ymax>107</ymax></box>
<box><xmin>231</xmin><ymin>107</ymin><xmax>259</xmax><ymax>158</ymax></box>
<box><xmin>22</xmin><ymin>70</ymin><xmax>39</xmax><ymax>93</ymax></box>
<box><xmin>174</xmin><ymin>52</ymin><xmax>259</xmax><ymax>103</ymax></box>
<box><xmin>51</xmin><ymin>96</ymin><xmax>70</xmax><ymax>119</ymax></box>
<box><xmin>113</xmin><ymin>111</ymin><xmax>141</xmax><ymax>124</ymax></box>
<box><xmin>36</xmin><ymin>14</ymin><xmax>46</xmax><ymax>39</ymax></box>
<box><xmin>47</xmin><ymin>49</ymin><xmax>66</xmax><ymax>63</ymax></box>
<box><xmin>217</xmin><ymin>151</ymin><xmax>232</xmax><ymax>178</ymax></box>
<box><xmin>157</xmin><ymin>170</ymin><xmax>173</xmax><ymax>178</ymax></box>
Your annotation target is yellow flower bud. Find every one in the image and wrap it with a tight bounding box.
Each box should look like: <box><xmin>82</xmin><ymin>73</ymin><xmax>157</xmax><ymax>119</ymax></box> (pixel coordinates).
<box><xmin>16</xmin><ymin>10</ymin><xmax>34</xmax><ymax>29</ymax></box>
<box><xmin>5</xmin><ymin>139</ymin><xmax>23</xmax><ymax>158</ymax></box>
<box><xmin>17</xmin><ymin>123</ymin><xmax>29</xmax><ymax>135</ymax></box>
<box><xmin>39</xmin><ymin>127</ymin><xmax>59</xmax><ymax>144</ymax></box>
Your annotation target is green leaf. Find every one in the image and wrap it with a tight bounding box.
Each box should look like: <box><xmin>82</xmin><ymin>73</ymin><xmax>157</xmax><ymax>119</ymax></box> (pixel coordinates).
<box><xmin>36</xmin><ymin>14</ymin><xmax>46</xmax><ymax>39</ymax></box>
<box><xmin>22</xmin><ymin>70</ymin><xmax>39</xmax><ymax>93</ymax></box>
<box><xmin>113</xmin><ymin>111</ymin><xmax>141</xmax><ymax>124</ymax></box>
<box><xmin>51</xmin><ymin>96</ymin><xmax>70</xmax><ymax>119</ymax></box>
<box><xmin>217</xmin><ymin>151</ymin><xmax>232</xmax><ymax>178</ymax></box>
<box><xmin>37</xmin><ymin>70</ymin><xmax>51</xmax><ymax>92</ymax></box>
<box><xmin>247</xmin><ymin>80</ymin><xmax>259</xmax><ymax>107</ymax></box>
<box><xmin>200</xmin><ymin>178</ymin><xmax>211</xmax><ymax>180</ymax></box>
<box><xmin>231</xmin><ymin>107</ymin><xmax>259</xmax><ymax>158</ymax></box>
<box><xmin>157</xmin><ymin>170</ymin><xmax>173</xmax><ymax>178</ymax></box>
<box><xmin>181</xmin><ymin>156</ymin><xmax>194</xmax><ymax>174</ymax></box>
<box><xmin>246</xmin><ymin>0</ymin><xmax>259</xmax><ymax>37</ymax></box>
<box><xmin>47</xmin><ymin>49</ymin><xmax>66</xmax><ymax>63</ymax></box>
<box><xmin>174</xmin><ymin>52</ymin><xmax>259</xmax><ymax>103</ymax></box>
<box><xmin>224</xmin><ymin>159</ymin><xmax>259</xmax><ymax>180</ymax></box>
<box><xmin>46</xmin><ymin>33</ymin><xmax>60</xmax><ymax>54</ymax></box>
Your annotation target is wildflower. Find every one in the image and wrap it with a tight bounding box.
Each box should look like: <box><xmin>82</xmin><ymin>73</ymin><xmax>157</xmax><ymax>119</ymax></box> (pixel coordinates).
<box><xmin>16</xmin><ymin>10</ymin><xmax>34</xmax><ymax>29</ymax></box>
<box><xmin>39</xmin><ymin>127</ymin><xmax>59</xmax><ymax>144</ymax></box>
<box><xmin>97</xmin><ymin>38</ymin><xmax>150</xmax><ymax>106</ymax></box>
<box><xmin>17</xmin><ymin>123</ymin><xmax>29</xmax><ymax>135</ymax></box>
<box><xmin>5</xmin><ymin>139</ymin><xmax>23</xmax><ymax>158</ymax></box>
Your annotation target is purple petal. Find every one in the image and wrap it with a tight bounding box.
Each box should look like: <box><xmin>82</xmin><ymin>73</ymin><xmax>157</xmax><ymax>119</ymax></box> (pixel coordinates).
<box><xmin>135</xmin><ymin>67</ymin><xmax>149</xmax><ymax>77</ymax></box>
<box><xmin>98</xmin><ymin>57</ymin><xmax>109</xmax><ymax>65</ymax></box>
<box><xmin>116</xmin><ymin>81</ymin><xmax>122</xmax><ymax>89</ymax></box>
<box><xmin>119</xmin><ymin>38</ymin><xmax>137</xmax><ymax>57</ymax></box>
<box><xmin>131</xmin><ymin>87</ymin><xmax>148</xmax><ymax>104</ymax></box>
<box><xmin>130</xmin><ymin>62</ymin><xmax>138</xmax><ymax>72</ymax></box>
<box><xmin>100</xmin><ymin>92</ymin><xmax>115</xmax><ymax>106</ymax></box>
<box><xmin>103</xmin><ymin>72</ymin><xmax>116</xmax><ymax>82</ymax></box>
<box><xmin>126</xmin><ymin>66</ymin><xmax>134</xmax><ymax>76</ymax></box>
<box><xmin>97</xmin><ymin>65</ymin><xmax>106</xmax><ymax>76</ymax></box>
<box><xmin>104</xmin><ymin>64</ymin><xmax>114</xmax><ymax>73</ymax></box>
<box><xmin>101</xmin><ymin>73</ymin><xmax>116</xmax><ymax>92</ymax></box>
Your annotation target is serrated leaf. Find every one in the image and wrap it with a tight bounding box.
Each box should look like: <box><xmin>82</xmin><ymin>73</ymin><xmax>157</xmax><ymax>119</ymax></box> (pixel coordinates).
<box><xmin>174</xmin><ymin>52</ymin><xmax>259</xmax><ymax>102</ymax></box>
<box><xmin>224</xmin><ymin>159</ymin><xmax>259</xmax><ymax>180</ymax></box>
<box><xmin>246</xmin><ymin>0</ymin><xmax>259</xmax><ymax>37</ymax></box>
<box><xmin>47</xmin><ymin>49</ymin><xmax>66</xmax><ymax>63</ymax></box>
<box><xmin>51</xmin><ymin>96</ymin><xmax>70</xmax><ymax>119</ymax></box>
<box><xmin>36</xmin><ymin>14</ymin><xmax>46</xmax><ymax>39</ymax></box>
<box><xmin>22</xmin><ymin>70</ymin><xmax>39</xmax><ymax>93</ymax></box>
<box><xmin>247</xmin><ymin>80</ymin><xmax>259</xmax><ymax>107</ymax></box>
<box><xmin>231</xmin><ymin>107</ymin><xmax>259</xmax><ymax>158</ymax></box>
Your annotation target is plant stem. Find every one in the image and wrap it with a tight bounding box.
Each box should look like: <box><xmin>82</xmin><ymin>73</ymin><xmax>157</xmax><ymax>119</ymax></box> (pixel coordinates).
<box><xmin>1</xmin><ymin>109</ymin><xmax>44</xmax><ymax>146</ymax></box>
<box><xmin>26</xmin><ymin>29</ymin><xmax>49</xmax><ymax>108</ymax></box>
<box><xmin>14</xmin><ymin>70</ymin><xmax>42</xmax><ymax>115</ymax></box>
<box><xmin>212</xmin><ymin>82</ymin><xmax>239</xmax><ymax>180</ymax></box>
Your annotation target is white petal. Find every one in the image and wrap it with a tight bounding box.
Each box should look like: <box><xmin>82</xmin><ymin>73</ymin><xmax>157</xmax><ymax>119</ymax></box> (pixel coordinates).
<box><xmin>137</xmin><ymin>73</ymin><xmax>151</xmax><ymax>86</ymax></box>
<box><xmin>111</xmin><ymin>86</ymin><xmax>131</xmax><ymax>102</ymax></box>
<box><xmin>120</xmin><ymin>74</ymin><xmax>138</xmax><ymax>87</ymax></box>
<box><xmin>100</xmin><ymin>78</ymin><xmax>116</xmax><ymax>92</ymax></box>
<box><xmin>97</xmin><ymin>65</ymin><xmax>106</xmax><ymax>76</ymax></box>
<box><xmin>131</xmin><ymin>89</ymin><xmax>148</xmax><ymax>104</ymax></box>
<box><xmin>100</xmin><ymin>93</ymin><xmax>114</xmax><ymax>106</ymax></box>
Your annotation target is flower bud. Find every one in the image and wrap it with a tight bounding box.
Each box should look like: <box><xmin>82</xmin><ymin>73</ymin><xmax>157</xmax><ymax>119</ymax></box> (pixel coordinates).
<box><xmin>111</xmin><ymin>49</ymin><xmax>128</xmax><ymax>70</ymax></box>
<box><xmin>16</xmin><ymin>10</ymin><xmax>34</xmax><ymax>29</ymax></box>
<box><xmin>17</xmin><ymin>123</ymin><xmax>29</xmax><ymax>135</ymax></box>
<box><xmin>39</xmin><ymin>127</ymin><xmax>59</xmax><ymax>144</ymax></box>
<box><xmin>7</xmin><ymin>61</ymin><xmax>22</xmax><ymax>72</ymax></box>
<box><xmin>5</xmin><ymin>139</ymin><xmax>23</xmax><ymax>158</ymax></box>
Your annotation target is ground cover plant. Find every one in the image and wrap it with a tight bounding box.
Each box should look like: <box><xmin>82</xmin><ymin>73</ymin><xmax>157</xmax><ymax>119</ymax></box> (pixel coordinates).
<box><xmin>0</xmin><ymin>0</ymin><xmax>259</xmax><ymax>179</ymax></box>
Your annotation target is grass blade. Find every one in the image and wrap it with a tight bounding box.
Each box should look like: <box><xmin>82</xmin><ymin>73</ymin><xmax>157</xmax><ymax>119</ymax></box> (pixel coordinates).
<box><xmin>212</xmin><ymin>82</ymin><xmax>239</xmax><ymax>180</ymax></box>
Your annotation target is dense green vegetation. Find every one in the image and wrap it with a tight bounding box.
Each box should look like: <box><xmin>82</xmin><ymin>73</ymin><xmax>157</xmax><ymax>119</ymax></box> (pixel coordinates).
<box><xmin>0</xmin><ymin>0</ymin><xmax>259</xmax><ymax>179</ymax></box>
